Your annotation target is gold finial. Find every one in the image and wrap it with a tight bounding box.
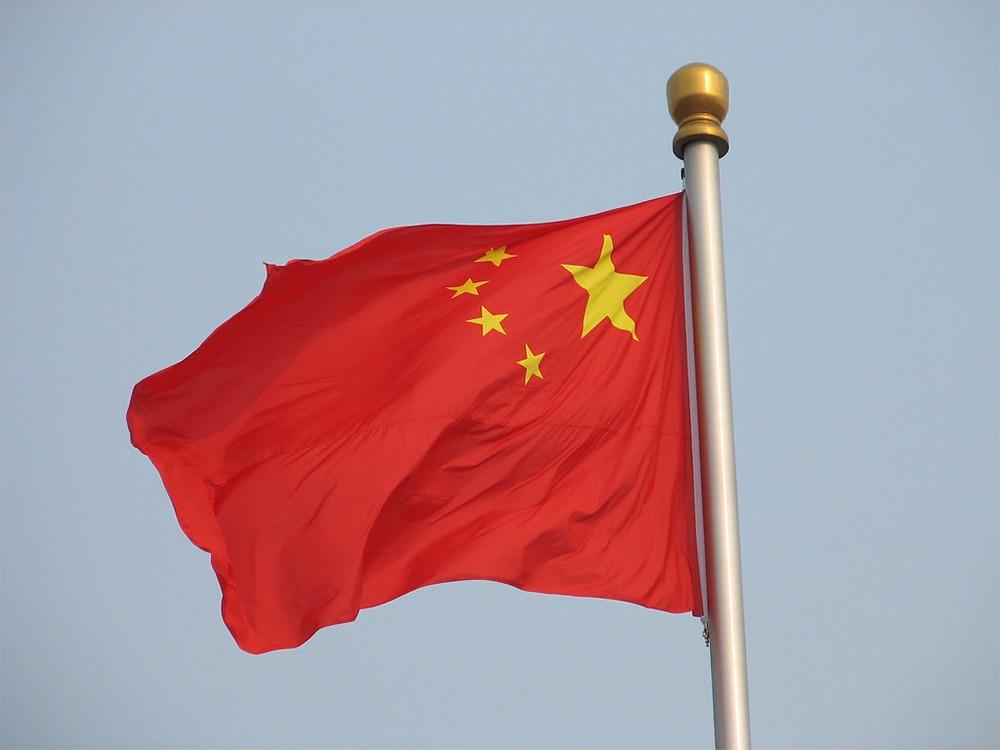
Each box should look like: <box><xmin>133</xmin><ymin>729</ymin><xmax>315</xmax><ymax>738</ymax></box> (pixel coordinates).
<box><xmin>667</xmin><ymin>63</ymin><xmax>729</xmax><ymax>159</ymax></box>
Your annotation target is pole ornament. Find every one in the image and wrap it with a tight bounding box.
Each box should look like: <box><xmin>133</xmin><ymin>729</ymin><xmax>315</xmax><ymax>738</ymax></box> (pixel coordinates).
<box><xmin>667</xmin><ymin>63</ymin><xmax>730</xmax><ymax>159</ymax></box>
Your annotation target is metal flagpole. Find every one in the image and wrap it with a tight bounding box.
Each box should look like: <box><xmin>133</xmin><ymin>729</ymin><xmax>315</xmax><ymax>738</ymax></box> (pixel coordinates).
<box><xmin>667</xmin><ymin>63</ymin><xmax>751</xmax><ymax>749</ymax></box>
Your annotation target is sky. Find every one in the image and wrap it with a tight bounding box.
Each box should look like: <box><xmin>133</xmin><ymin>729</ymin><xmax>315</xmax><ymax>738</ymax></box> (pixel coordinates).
<box><xmin>1</xmin><ymin>2</ymin><xmax>997</xmax><ymax>749</ymax></box>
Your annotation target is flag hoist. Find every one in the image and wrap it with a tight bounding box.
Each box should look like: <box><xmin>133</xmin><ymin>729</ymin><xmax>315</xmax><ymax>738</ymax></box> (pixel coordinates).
<box><xmin>668</xmin><ymin>63</ymin><xmax>752</xmax><ymax>749</ymax></box>
<box><xmin>126</xmin><ymin>57</ymin><xmax>749</xmax><ymax>750</ymax></box>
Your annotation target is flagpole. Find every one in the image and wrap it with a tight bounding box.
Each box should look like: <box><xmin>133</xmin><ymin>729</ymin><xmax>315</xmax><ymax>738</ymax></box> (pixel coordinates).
<box><xmin>668</xmin><ymin>63</ymin><xmax>751</xmax><ymax>749</ymax></box>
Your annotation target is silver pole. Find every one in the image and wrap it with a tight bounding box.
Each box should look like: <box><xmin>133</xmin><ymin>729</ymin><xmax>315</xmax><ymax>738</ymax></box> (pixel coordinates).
<box><xmin>668</xmin><ymin>64</ymin><xmax>751</xmax><ymax>749</ymax></box>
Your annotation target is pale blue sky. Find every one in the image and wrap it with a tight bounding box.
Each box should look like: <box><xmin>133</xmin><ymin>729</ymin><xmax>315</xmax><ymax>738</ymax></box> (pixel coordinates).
<box><xmin>2</xmin><ymin>2</ymin><xmax>997</xmax><ymax>748</ymax></box>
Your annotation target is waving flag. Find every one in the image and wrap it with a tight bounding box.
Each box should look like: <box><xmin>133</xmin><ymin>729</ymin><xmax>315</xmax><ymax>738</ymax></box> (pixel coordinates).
<box><xmin>127</xmin><ymin>193</ymin><xmax>700</xmax><ymax>653</ymax></box>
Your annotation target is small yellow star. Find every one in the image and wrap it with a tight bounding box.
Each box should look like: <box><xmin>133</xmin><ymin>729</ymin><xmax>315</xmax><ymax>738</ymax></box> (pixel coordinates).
<box><xmin>474</xmin><ymin>246</ymin><xmax>517</xmax><ymax>267</ymax></box>
<box><xmin>563</xmin><ymin>234</ymin><xmax>648</xmax><ymax>341</ymax></box>
<box><xmin>446</xmin><ymin>278</ymin><xmax>490</xmax><ymax>298</ymax></box>
<box><xmin>466</xmin><ymin>306</ymin><xmax>508</xmax><ymax>336</ymax></box>
<box><xmin>517</xmin><ymin>344</ymin><xmax>545</xmax><ymax>384</ymax></box>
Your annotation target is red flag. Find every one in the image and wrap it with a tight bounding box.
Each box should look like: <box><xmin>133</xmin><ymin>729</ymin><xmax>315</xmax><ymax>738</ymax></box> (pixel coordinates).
<box><xmin>128</xmin><ymin>193</ymin><xmax>701</xmax><ymax>653</ymax></box>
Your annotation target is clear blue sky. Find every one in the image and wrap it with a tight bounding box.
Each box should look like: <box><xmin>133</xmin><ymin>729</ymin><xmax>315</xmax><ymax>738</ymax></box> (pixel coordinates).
<box><xmin>2</xmin><ymin>2</ymin><xmax>997</xmax><ymax>748</ymax></box>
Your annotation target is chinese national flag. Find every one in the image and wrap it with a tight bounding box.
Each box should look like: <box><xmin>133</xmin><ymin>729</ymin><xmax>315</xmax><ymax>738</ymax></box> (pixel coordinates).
<box><xmin>127</xmin><ymin>192</ymin><xmax>701</xmax><ymax>653</ymax></box>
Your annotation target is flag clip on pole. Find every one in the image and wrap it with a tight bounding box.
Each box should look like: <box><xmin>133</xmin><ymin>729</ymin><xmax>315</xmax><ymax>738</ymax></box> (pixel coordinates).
<box><xmin>667</xmin><ymin>63</ymin><xmax>751</xmax><ymax>749</ymax></box>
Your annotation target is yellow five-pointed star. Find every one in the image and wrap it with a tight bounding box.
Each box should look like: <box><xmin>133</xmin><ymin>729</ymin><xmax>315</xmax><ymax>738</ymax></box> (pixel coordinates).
<box><xmin>517</xmin><ymin>344</ymin><xmax>545</xmax><ymax>384</ymax></box>
<box><xmin>466</xmin><ymin>306</ymin><xmax>508</xmax><ymax>336</ymax></box>
<box><xmin>474</xmin><ymin>246</ymin><xmax>517</xmax><ymax>267</ymax></box>
<box><xmin>447</xmin><ymin>278</ymin><xmax>490</xmax><ymax>298</ymax></box>
<box><xmin>562</xmin><ymin>234</ymin><xmax>648</xmax><ymax>341</ymax></box>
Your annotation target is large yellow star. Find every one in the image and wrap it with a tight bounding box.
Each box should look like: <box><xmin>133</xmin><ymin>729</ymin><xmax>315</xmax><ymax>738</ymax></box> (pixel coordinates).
<box><xmin>466</xmin><ymin>306</ymin><xmax>508</xmax><ymax>336</ymax></box>
<box><xmin>562</xmin><ymin>234</ymin><xmax>648</xmax><ymax>341</ymax></box>
<box><xmin>517</xmin><ymin>344</ymin><xmax>545</xmax><ymax>384</ymax></box>
<box><xmin>447</xmin><ymin>278</ymin><xmax>489</xmax><ymax>298</ymax></box>
<box><xmin>474</xmin><ymin>246</ymin><xmax>517</xmax><ymax>267</ymax></box>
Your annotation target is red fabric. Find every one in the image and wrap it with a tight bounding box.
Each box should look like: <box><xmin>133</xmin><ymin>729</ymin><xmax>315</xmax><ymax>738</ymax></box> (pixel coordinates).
<box><xmin>128</xmin><ymin>193</ymin><xmax>701</xmax><ymax>653</ymax></box>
